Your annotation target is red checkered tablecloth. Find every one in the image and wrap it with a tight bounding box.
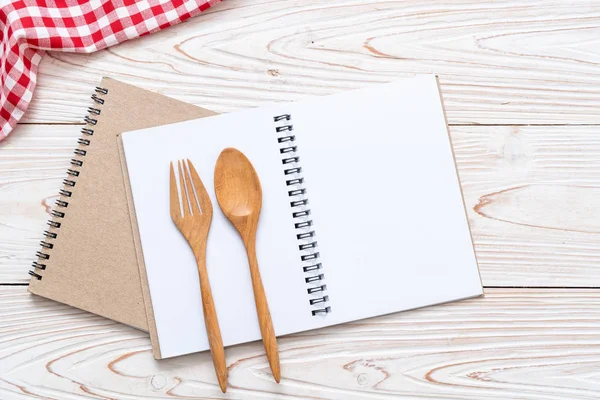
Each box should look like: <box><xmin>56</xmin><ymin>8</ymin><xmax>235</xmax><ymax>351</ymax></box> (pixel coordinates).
<box><xmin>0</xmin><ymin>0</ymin><xmax>219</xmax><ymax>141</ymax></box>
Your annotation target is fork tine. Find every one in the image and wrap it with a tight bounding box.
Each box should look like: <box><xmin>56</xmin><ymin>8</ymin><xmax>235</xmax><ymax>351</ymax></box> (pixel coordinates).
<box><xmin>178</xmin><ymin>160</ymin><xmax>191</xmax><ymax>217</ymax></box>
<box><xmin>187</xmin><ymin>159</ymin><xmax>213</xmax><ymax>215</ymax></box>
<box><xmin>183</xmin><ymin>159</ymin><xmax>201</xmax><ymax>215</ymax></box>
<box><xmin>169</xmin><ymin>162</ymin><xmax>181</xmax><ymax>220</ymax></box>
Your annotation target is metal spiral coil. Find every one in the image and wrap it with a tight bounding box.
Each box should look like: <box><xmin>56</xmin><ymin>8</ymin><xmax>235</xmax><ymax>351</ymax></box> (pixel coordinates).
<box><xmin>29</xmin><ymin>86</ymin><xmax>108</xmax><ymax>280</ymax></box>
<box><xmin>274</xmin><ymin>113</ymin><xmax>331</xmax><ymax>316</ymax></box>
<box><xmin>44</xmin><ymin>230</ymin><xmax>57</xmax><ymax>238</ymax></box>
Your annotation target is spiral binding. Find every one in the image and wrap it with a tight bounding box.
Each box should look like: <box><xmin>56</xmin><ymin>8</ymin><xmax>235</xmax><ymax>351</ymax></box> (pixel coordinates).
<box><xmin>29</xmin><ymin>86</ymin><xmax>108</xmax><ymax>281</ymax></box>
<box><xmin>274</xmin><ymin>113</ymin><xmax>331</xmax><ymax>316</ymax></box>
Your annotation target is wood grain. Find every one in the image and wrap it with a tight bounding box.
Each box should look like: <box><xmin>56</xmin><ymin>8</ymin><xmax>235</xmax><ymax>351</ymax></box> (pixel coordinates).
<box><xmin>3</xmin><ymin>1</ymin><xmax>600</xmax><ymax>397</ymax></box>
<box><xmin>453</xmin><ymin>125</ymin><xmax>600</xmax><ymax>286</ymax></box>
<box><xmin>2</xmin><ymin>286</ymin><xmax>600</xmax><ymax>399</ymax></box>
<box><xmin>21</xmin><ymin>0</ymin><xmax>600</xmax><ymax>125</ymax></box>
<box><xmin>170</xmin><ymin>160</ymin><xmax>227</xmax><ymax>392</ymax></box>
<box><xmin>3</xmin><ymin>124</ymin><xmax>599</xmax><ymax>286</ymax></box>
<box><xmin>214</xmin><ymin>148</ymin><xmax>280</xmax><ymax>383</ymax></box>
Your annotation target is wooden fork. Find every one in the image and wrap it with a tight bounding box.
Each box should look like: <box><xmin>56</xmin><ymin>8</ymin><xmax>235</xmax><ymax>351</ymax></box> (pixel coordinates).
<box><xmin>170</xmin><ymin>159</ymin><xmax>227</xmax><ymax>393</ymax></box>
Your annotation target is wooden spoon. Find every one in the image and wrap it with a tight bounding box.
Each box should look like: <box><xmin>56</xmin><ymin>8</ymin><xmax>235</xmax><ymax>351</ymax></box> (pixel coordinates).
<box><xmin>214</xmin><ymin>147</ymin><xmax>281</xmax><ymax>383</ymax></box>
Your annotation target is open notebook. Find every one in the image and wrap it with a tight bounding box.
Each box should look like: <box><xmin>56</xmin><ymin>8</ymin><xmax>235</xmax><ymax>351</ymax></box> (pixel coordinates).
<box><xmin>121</xmin><ymin>75</ymin><xmax>483</xmax><ymax>359</ymax></box>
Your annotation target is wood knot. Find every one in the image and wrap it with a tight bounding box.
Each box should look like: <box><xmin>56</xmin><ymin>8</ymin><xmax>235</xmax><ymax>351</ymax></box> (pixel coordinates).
<box><xmin>150</xmin><ymin>374</ymin><xmax>167</xmax><ymax>390</ymax></box>
<box><xmin>357</xmin><ymin>373</ymin><xmax>369</xmax><ymax>385</ymax></box>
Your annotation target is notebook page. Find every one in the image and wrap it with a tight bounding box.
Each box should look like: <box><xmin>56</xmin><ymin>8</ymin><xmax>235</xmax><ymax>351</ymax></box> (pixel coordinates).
<box><xmin>291</xmin><ymin>75</ymin><xmax>482</xmax><ymax>327</ymax></box>
<box><xmin>122</xmin><ymin>109</ymin><xmax>322</xmax><ymax>358</ymax></box>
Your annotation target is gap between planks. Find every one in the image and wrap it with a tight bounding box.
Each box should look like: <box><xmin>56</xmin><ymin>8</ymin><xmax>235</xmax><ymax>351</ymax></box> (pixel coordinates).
<box><xmin>3</xmin><ymin>283</ymin><xmax>600</xmax><ymax>289</ymax></box>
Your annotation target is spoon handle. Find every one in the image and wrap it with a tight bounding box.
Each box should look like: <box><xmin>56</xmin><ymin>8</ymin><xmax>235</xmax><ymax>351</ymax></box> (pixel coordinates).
<box><xmin>246</xmin><ymin>240</ymin><xmax>281</xmax><ymax>383</ymax></box>
<box><xmin>195</xmin><ymin>248</ymin><xmax>228</xmax><ymax>392</ymax></box>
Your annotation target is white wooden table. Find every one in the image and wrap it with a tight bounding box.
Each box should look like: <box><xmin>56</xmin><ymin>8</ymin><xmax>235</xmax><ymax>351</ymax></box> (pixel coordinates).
<box><xmin>2</xmin><ymin>1</ymin><xmax>600</xmax><ymax>398</ymax></box>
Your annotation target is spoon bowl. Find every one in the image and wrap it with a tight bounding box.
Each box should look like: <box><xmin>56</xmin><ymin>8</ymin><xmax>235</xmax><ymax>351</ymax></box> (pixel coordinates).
<box><xmin>215</xmin><ymin>148</ymin><xmax>262</xmax><ymax>221</ymax></box>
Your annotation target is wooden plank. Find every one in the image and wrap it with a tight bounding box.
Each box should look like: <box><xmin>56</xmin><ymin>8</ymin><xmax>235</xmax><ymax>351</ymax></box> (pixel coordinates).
<box><xmin>453</xmin><ymin>125</ymin><xmax>600</xmax><ymax>286</ymax></box>
<box><xmin>1</xmin><ymin>286</ymin><xmax>599</xmax><ymax>399</ymax></box>
<box><xmin>2</xmin><ymin>124</ymin><xmax>599</xmax><ymax>286</ymax></box>
<box><xmin>22</xmin><ymin>0</ymin><xmax>600</xmax><ymax>125</ymax></box>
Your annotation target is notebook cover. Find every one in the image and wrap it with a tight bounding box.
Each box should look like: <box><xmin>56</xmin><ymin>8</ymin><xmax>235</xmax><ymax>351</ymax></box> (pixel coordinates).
<box><xmin>28</xmin><ymin>78</ymin><xmax>216</xmax><ymax>331</ymax></box>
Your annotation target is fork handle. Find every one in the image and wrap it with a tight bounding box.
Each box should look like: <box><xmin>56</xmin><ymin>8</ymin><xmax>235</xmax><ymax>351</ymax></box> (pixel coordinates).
<box><xmin>245</xmin><ymin>240</ymin><xmax>281</xmax><ymax>383</ymax></box>
<box><xmin>196</xmin><ymin>254</ymin><xmax>228</xmax><ymax>393</ymax></box>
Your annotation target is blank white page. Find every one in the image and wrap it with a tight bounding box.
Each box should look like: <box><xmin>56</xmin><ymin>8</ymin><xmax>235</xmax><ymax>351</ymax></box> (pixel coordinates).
<box><xmin>289</xmin><ymin>75</ymin><xmax>482</xmax><ymax>326</ymax></box>
<box><xmin>121</xmin><ymin>75</ymin><xmax>482</xmax><ymax>359</ymax></box>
